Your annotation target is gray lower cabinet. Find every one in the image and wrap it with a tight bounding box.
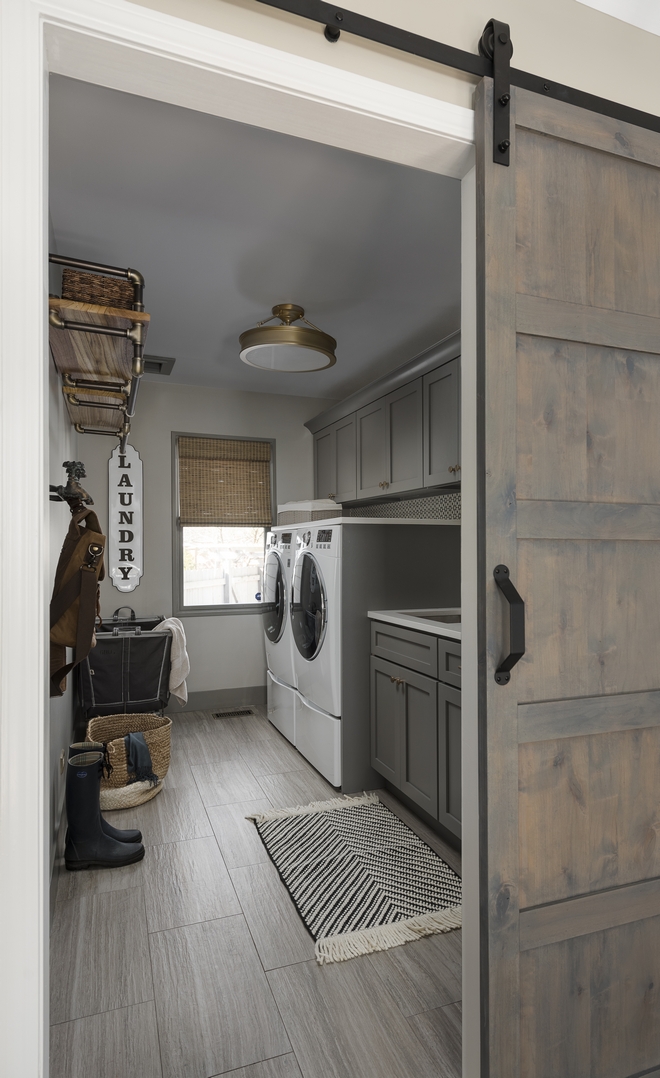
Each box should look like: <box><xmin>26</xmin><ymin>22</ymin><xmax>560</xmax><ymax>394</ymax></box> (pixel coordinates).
<box><xmin>370</xmin><ymin>657</ymin><xmax>437</xmax><ymax>815</ymax></box>
<box><xmin>313</xmin><ymin>413</ymin><xmax>356</xmax><ymax>502</ymax></box>
<box><xmin>437</xmin><ymin>681</ymin><xmax>462</xmax><ymax>838</ymax></box>
<box><xmin>370</xmin><ymin>627</ymin><xmax>461</xmax><ymax>837</ymax></box>
<box><xmin>423</xmin><ymin>357</ymin><xmax>460</xmax><ymax>487</ymax></box>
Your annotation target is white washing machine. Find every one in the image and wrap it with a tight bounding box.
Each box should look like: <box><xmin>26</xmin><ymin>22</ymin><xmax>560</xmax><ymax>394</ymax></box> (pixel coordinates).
<box><xmin>290</xmin><ymin>524</ymin><xmax>342</xmax><ymax>784</ymax></box>
<box><xmin>263</xmin><ymin>527</ymin><xmax>297</xmax><ymax>743</ymax></box>
<box><xmin>263</xmin><ymin>528</ymin><xmax>297</xmax><ymax>686</ymax></box>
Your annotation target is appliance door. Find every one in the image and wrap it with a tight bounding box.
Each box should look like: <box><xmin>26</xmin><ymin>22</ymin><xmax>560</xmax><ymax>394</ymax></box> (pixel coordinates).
<box><xmin>266</xmin><ymin>669</ymin><xmax>296</xmax><ymax>744</ymax></box>
<box><xmin>295</xmin><ymin>690</ymin><xmax>341</xmax><ymax>787</ymax></box>
<box><xmin>291</xmin><ymin>551</ymin><xmax>327</xmax><ymax>661</ymax></box>
<box><xmin>262</xmin><ymin>549</ymin><xmax>286</xmax><ymax>643</ymax></box>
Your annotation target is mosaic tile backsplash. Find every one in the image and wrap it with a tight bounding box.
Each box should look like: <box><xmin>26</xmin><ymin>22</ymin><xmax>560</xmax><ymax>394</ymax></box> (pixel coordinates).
<box><xmin>344</xmin><ymin>492</ymin><xmax>461</xmax><ymax>520</ymax></box>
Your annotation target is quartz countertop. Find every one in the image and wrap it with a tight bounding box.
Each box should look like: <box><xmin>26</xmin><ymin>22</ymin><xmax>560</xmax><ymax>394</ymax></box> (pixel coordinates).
<box><xmin>368</xmin><ymin>608</ymin><xmax>461</xmax><ymax>640</ymax></box>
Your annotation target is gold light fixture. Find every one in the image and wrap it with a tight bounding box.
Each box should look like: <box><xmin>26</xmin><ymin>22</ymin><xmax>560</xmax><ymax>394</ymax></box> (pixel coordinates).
<box><xmin>239</xmin><ymin>304</ymin><xmax>336</xmax><ymax>372</ymax></box>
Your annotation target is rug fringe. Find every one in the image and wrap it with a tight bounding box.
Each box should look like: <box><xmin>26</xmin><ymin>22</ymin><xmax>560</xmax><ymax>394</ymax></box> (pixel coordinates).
<box><xmin>315</xmin><ymin>906</ymin><xmax>462</xmax><ymax>965</ymax></box>
<box><xmin>246</xmin><ymin>791</ymin><xmax>380</xmax><ymax>824</ymax></box>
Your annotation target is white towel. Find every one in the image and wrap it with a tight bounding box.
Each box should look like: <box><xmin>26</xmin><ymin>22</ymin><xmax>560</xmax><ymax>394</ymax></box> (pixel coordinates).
<box><xmin>155</xmin><ymin>618</ymin><xmax>190</xmax><ymax>705</ymax></box>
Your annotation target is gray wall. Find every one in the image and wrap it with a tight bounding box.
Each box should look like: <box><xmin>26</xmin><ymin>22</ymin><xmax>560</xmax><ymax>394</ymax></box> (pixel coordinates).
<box><xmin>49</xmin><ymin>357</ymin><xmax>77</xmax><ymax>883</ymax></box>
<box><xmin>78</xmin><ymin>380</ymin><xmax>332</xmax><ymax>699</ymax></box>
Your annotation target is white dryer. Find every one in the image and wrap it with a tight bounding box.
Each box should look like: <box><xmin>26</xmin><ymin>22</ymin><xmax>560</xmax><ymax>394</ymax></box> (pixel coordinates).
<box><xmin>290</xmin><ymin>525</ymin><xmax>342</xmax><ymax>784</ymax></box>
<box><xmin>263</xmin><ymin>527</ymin><xmax>297</xmax><ymax>743</ymax></box>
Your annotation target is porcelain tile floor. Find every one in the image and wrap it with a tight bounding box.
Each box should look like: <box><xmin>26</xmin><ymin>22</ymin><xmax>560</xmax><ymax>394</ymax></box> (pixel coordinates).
<box><xmin>50</xmin><ymin>708</ymin><xmax>462</xmax><ymax>1078</ymax></box>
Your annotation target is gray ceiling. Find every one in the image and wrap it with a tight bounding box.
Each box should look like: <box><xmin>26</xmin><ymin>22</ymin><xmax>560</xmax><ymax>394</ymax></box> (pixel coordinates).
<box><xmin>49</xmin><ymin>75</ymin><xmax>461</xmax><ymax>401</ymax></box>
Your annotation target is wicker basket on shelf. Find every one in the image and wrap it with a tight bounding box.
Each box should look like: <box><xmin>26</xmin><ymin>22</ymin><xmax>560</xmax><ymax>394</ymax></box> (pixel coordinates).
<box><xmin>86</xmin><ymin>712</ymin><xmax>172</xmax><ymax>809</ymax></box>
<box><xmin>61</xmin><ymin>267</ymin><xmax>135</xmax><ymax>309</ymax></box>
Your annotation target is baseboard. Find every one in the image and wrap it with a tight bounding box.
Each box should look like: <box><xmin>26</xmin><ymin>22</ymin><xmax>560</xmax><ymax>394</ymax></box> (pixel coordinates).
<box><xmin>167</xmin><ymin>685</ymin><xmax>267</xmax><ymax>714</ymax></box>
<box><xmin>50</xmin><ymin>801</ymin><xmax>68</xmax><ymax>928</ymax></box>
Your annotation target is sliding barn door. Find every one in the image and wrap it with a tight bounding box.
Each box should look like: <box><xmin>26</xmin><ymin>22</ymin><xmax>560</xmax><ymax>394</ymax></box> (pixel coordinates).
<box><xmin>477</xmin><ymin>79</ymin><xmax>660</xmax><ymax>1077</ymax></box>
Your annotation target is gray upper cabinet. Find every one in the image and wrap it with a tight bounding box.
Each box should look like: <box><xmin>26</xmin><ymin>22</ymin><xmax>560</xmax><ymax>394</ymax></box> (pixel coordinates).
<box><xmin>423</xmin><ymin>358</ymin><xmax>460</xmax><ymax>487</ymax></box>
<box><xmin>356</xmin><ymin>379</ymin><xmax>423</xmax><ymax>499</ymax></box>
<box><xmin>356</xmin><ymin>398</ymin><xmax>387</xmax><ymax>498</ymax></box>
<box><xmin>386</xmin><ymin>379</ymin><xmax>423</xmax><ymax>494</ymax></box>
<box><xmin>312</xmin><ymin>346</ymin><xmax>460</xmax><ymax>503</ymax></box>
<box><xmin>334</xmin><ymin>415</ymin><xmax>357</xmax><ymax>503</ymax></box>
<box><xmin>313</xmin><ymin>414</ymin><xmax>356</xmax><ymax>503</ymax></box>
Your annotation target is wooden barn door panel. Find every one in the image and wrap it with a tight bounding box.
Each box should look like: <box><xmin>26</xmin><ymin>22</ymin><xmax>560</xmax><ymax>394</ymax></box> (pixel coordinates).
<box><xmin>477</xmin><ymin>80</ymin><xmax>660</xmax><ymax>1077</ymax></box>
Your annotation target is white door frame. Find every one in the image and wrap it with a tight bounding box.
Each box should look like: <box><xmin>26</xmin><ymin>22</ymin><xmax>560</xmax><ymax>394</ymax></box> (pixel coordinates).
<box><xmin>0</xmin><ymin>2</ymin><xmax>477</xmax><ymax>1074</ymax></box>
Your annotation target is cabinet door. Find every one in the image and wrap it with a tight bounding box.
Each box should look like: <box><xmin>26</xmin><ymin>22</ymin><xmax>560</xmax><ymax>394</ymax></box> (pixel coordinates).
<box><xmin>385</xmin><ymin>378</ymin><xmax>423</xmax><ymax>494</ymax></box>
<box><xmin>334</xmin><ymin>414</ymin><xmax>356</xmax><ymax>502</ymax></box>
<box><xmin>399</xmin><ymin>667</ymin><xmax>438</xmax><ymax>816</ymax></box>
<box><xmin>314</xmin><ymin>426</ymin><xmax>335</xmax><ymax>500</ymax></box>
<box><xmin>437</xmin><ymin>681</ymin><xmax>461</xmax><ymax>839</ymax></box>
<box><xmin>423</xmin><ymin>358</ymin><xmax>460</xmax><ymax>487</ymax></box>
<box><xmin>356</xmin><ymin>399</ymin><xmax>387</xmax><ymax>498</ymax></box>
<box><xmin>370</xmin><ymin>656</ymin><xmax>401</xmax><ymax>784</ymax></box>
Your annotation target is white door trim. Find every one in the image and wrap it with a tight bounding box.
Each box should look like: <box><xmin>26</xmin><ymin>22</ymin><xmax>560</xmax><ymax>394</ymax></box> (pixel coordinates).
<box><xmin>0</xmin><ymin>2</ymin><xmax>475</xmax><ymax>1074</ymax></box>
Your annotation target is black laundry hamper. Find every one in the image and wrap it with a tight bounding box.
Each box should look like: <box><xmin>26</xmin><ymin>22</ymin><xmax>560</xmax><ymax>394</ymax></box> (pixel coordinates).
<box><xmin>76</xmin><ymin>609</ymin><xmax>172</xmax><ymax>719</ymax></box>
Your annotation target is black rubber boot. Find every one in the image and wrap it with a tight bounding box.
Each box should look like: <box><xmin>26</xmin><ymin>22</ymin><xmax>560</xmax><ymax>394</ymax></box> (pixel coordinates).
<box><xmin>69</xmin><ymin>742</ymin><xmax>142</xmax><ymax>844</ymax></box>
<box><xmin>65</xmin><ymin>752</ymin><xmax>145</xmax><ymax>871</ymax></box>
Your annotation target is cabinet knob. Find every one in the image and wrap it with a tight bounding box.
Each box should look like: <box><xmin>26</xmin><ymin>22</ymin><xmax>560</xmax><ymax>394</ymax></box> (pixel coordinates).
<box><xmin>327</xmin><ymin>493</ymin><xmax>335</xmax><ymax>500</ymax></box>
<box><xmin>447</xmin><ymin>464</ymin><xmax>461</xmax><ymax>475</ymax></box>
<box><xmin>390</xmin><ymin>675</ymin><xmax>405</xmax><ymax>685</ymax></box>
<box><xmin>378</xmin><ymin>480</ymin><xmax>390</xmax><ymax>489</ymax></box>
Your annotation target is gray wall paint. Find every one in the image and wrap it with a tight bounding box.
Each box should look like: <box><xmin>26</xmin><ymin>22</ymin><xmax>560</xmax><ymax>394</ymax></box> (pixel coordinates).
<box><xmin>78</xmin><ymin>381</ymin><xmax>332</xmax><ymax>693</ymax></box>
<box><xmin>49</xmin><ymin>357</ymin><xmax>76</xmax><ymax>882</ymax></box>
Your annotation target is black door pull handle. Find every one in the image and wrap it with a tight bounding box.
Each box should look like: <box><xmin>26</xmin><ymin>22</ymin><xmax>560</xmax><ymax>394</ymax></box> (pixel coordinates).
<box><xmin>493</xmin><ymin>564</ymin><xmax>525</xmax><ymax>684</ymax></box>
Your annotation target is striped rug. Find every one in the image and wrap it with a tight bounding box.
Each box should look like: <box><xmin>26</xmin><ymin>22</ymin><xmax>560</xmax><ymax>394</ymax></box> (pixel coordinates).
<box><xmin>248</xmin><ymin>792</ymin><xmax>462</xmax><ymax>964</ymax></box>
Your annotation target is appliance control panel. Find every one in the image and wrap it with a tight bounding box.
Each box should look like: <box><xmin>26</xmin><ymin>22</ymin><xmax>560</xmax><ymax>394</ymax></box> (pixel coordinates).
<box><xmin>297</xmin><ymin>526</ymin><xmax>342</xmax><ymax>556</ymax></box>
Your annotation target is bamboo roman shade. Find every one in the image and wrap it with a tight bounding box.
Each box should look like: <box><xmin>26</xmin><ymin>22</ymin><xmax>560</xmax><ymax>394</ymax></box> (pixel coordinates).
<box><xmin>178</xmin><ymin>436</ymin><xmax>272</xmax><ymax>526</ymax></box>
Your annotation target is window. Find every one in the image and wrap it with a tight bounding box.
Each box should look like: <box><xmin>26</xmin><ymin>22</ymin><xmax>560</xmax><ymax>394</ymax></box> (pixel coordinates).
<box><xmin>174</xmin><ymin>435</ymin><xmax>274</xmax><ymax>613</ymax></box>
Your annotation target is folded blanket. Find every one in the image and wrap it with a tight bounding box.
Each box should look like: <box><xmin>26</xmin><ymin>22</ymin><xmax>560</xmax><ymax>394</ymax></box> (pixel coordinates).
<box><xmin>125</xmin><ymin>731</ymin><xmax>159</xmax><ymax>786</ymax></box>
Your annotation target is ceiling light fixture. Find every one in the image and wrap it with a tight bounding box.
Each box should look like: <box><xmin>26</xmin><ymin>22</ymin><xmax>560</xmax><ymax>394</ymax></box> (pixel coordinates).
<box><xmin>239</xmin><ymin>304</ymin><xmax>336</xmax><ymax>372</ymax></box>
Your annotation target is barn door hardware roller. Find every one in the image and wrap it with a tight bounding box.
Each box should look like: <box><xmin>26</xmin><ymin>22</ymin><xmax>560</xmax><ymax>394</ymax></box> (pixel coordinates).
<box><xmin>493</xmin><ymin>564</ymin><xmax>525</xmax><ymax>684</ymax></box>
<box><xmin>479</xmin><ymin>19</ymin><xmax>513</xmax><ymax>165</ymax></box>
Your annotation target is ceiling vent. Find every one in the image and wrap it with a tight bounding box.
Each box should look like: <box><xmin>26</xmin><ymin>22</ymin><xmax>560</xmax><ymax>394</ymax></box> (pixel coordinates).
<box><xmin>143</xmin><ymin>354</ymin><xmax>176</xmax><ymax>376</ymax></box>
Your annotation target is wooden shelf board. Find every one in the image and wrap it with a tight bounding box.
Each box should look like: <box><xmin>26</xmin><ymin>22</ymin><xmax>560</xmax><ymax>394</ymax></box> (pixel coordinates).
<box><xmin>48</xmin><ymin>297</ymin><xmax>150</xmax><ymax>383</ymax></box>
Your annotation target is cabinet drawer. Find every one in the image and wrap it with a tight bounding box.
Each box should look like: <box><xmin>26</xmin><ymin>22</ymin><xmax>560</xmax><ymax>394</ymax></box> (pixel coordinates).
<box><xmin>371</xmin><ymin>621</ymin><xmax>438</xmax><ymax>678</ymax></box>
<box><xmin>438</xmin><ymin>638</ymin><xmax>461</xmax><ymax>688</ymax></box>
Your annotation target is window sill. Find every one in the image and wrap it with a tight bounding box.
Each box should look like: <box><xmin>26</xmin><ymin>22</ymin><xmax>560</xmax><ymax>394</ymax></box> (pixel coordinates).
<box><xmin>174</xmin><ymin>603</ymin><xmax>269</xmax><ymax>618</ymax></box>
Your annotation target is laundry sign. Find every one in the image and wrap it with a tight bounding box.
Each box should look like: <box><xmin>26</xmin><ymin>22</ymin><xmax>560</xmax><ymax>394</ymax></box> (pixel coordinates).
<box><xmin>108</xmin><ymin>444</ymin><xmax>143</xmax><ymax>593</ymax></box>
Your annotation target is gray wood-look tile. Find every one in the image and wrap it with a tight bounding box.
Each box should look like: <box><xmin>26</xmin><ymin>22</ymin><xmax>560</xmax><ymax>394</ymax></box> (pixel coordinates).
<box><xmin>179</xmin><ymin>716</ymin><xmax>245</xmax><ymax>763</ymax></box>
<box><xmin>363</xmin><ymin>929</ymin><xmax>462</xmax><ymax>1016</ymax></box>
<box><xmin>50</xmin><ymin>1001</ymin><xmax>162</xmax><ymax>1078</ymax></box>
<box><xmin>163</xmin><ymin>750</ymin><xmax>197</xmax><ymax>790</ymax></box>
<box><xmin>109</xmin><ymin>786</ymin><xmax>214</xmax><ymax>847</ymax></box>
<box><xmin>238</xmin><ymin>737</ymin><xmax>308</xmax><ymax>778</ymax></box>
<box><xmin>144</xmin><ymin>836</ymin><xmax>241</xmax><ymax>933</ymax></box>
<box><xmin>223</xmin><ymin>712</ymin><xmax>280</xmax><ymax>744</ymax></box>
<box><xmin>377</xmin><ymin>788</ymin><xmax>462</xmax><ymax>878</ymax></box>
<box><xmin>207</xmin><ymin>799</ymin><xmax>273</xmax><ymax>869</ymax></box>
<box><xmin>257</xmin><ymin>769</ymin><xmax>338</xmax><ymax>811</ymax></box>
<box><xmin>230</xmin><ymin>861</ymin><xmax>315</xmax><ymax>970</ymax></box>
<box><xmin>56</xmin><ymin>852</ymin><xmax>145</xmax><ymax>903</ymax></box>
<box><xmin>192</xmin><ymin>759</ymin><xmax>266</xmax><ymax>807</ymax></box>
<box><xmin>407</xmin><ymin>1002</ymin><xmax>462</xmax><ymax>1078</ymax></box>
<box><xmin>150</xmin><ymin>915</ymin><xmax>291</xmax><ymax>1078</ymax></box>
<box><xmin>267</xmin><ymin>959</ymin><xmax>440</xmax><ymax>1078</ymax></box>
<box><xmin>211</xmin><ymin>1053</ymin><xmax>302</xmax><ymax>1078</ymax></box>
<box><xmin>50</xmin><ymin>887</ymin><xmax>153</xmax><ymax>1024</ymax></box>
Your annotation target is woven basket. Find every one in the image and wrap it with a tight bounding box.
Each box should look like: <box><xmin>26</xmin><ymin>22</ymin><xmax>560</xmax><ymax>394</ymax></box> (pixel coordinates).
<box><xmin>61</xmin><ymin>268</ymin><xmax>134</xmax><ymax>309</ymax></box>
<box><xmin>86</xmin><ymin>713</ymin><xmax>172</xmax><ymax>790</ymax></box>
